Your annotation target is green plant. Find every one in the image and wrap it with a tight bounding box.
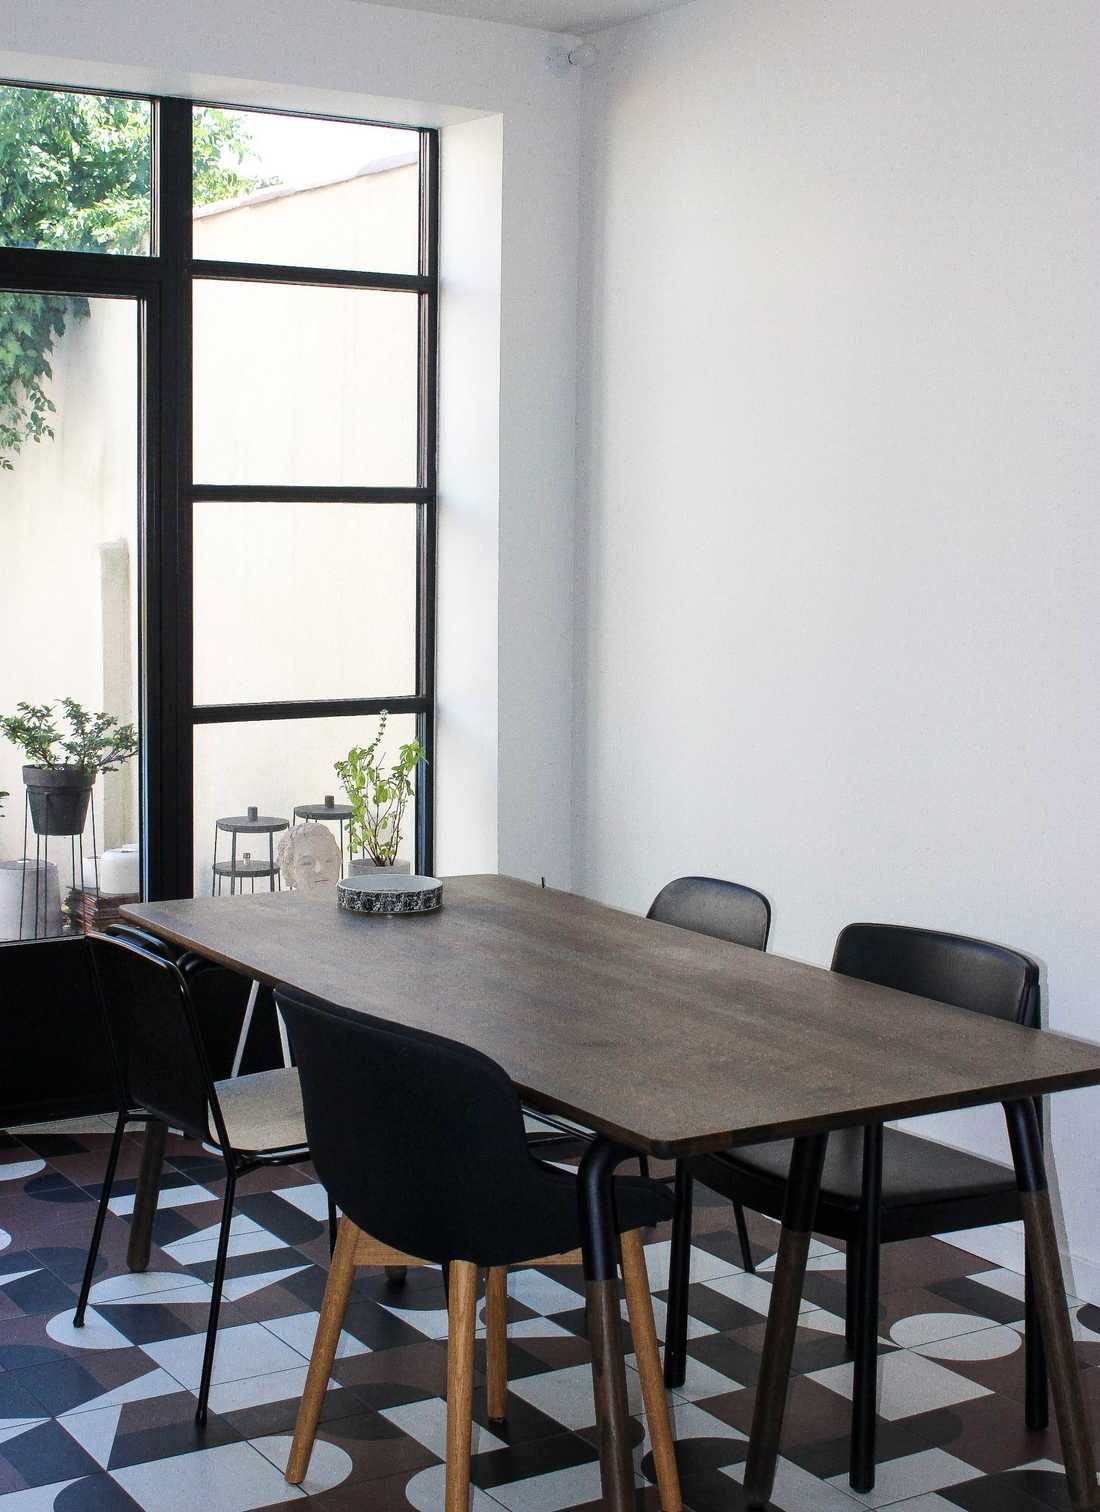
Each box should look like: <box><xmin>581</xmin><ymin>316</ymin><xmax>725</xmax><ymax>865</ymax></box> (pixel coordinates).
<box><xmin>335</xmin><ymin>711</ymin><xmax>426</xmax><ymax>867</ymax></box>
<box><xmin>0</xmin><ymin>699</ymin><xmax>138</xmax><ymax>774</ymax></box>
<box><xmin>0</xmin><ymin>88</ymin><xmax>275</xmax><ymax>470</ymax></box>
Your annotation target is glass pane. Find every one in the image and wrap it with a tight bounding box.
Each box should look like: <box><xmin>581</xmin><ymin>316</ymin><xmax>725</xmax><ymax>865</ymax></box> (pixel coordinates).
<box><xmin>0</xmin><ymin>85</ymin><xmax>152</xmax><ymax>255</ymax></box>
<box><xmin>0</xmin><ymin>293</ymin><xmax>143</xmax><ymax>941</ymax></box>
<box><xmin>193</xmin><ymin>280</ymin><xmax>419</xmax><ymax>486</ymax></box>
<box><xmin>192</xmin><ymin>106</ymin><xmax>419</xmax><ymax>274</ymax></box>
<box><xmin>193</xmin><ymin>499</ymin><xmax>417</xmax><ymax>704</ymax></box>
<box><xmin>193</xmin><ymin>712</ymin><xmax>420</xmax><ymax>896</ymax></box>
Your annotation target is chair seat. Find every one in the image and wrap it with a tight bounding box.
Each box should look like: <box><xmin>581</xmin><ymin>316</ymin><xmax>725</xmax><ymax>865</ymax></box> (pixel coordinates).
<box><xmin>695</xmin><ymin>1125</ymin><xmax>1016</xmax><ymax>1227</ymax></box>
<box><xmin>611</xmin><ymin>1172</ymin><xmax>675</xmax><ymax>1233</ymax></box>
<box><xmin>213</xmin><ymin>1068</ymin><xmax>308</xmax><ymax>1154</ymax></box>
<box><xmin>533</xmin><ymin>1160</ymin><xmax>674</xmax><ymax>1244</ymax></box>
<box><xmin>523</xmin><ymin>1112</ymin><xmax>591</xmax><ymax>1140</ymax></box>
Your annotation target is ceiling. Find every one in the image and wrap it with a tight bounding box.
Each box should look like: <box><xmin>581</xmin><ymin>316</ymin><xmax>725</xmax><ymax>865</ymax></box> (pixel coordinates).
<box><xmin>357</xmin><ymin>0</ymin><xmax>695</xmax><ymax>36</ymax></box>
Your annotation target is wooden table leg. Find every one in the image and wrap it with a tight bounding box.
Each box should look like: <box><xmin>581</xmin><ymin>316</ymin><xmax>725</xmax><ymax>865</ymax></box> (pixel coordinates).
<box><xmin>485</xmin><ymin>1266</ymin><xmax>509</xmax><ymax>1422</ymax></box>
<box><xmin>1004</xmin><ymin>1099</ymin><xmax>1099</xmax><ymax>1512</ymax></box>
<box><xmin>127</xmin><ymin>1116</ymin><xmax>167</xmax><ymax>1272</ymax></box>
<box><xmin>579</xmin><ymin>1137</ymin><xmax>635</xmax><ymax>1512</ymax></box>
<box><xmin>743</xmin><ymin>1132</ymin><xmax>828</xmax><ymax>1511</ymax></box>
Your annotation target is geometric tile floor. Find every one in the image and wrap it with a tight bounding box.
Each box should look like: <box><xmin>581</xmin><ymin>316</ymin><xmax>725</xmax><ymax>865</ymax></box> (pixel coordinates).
<box><xmin>2</xmin><ymin>1117</ymin><xmax>1099</xmax><ymax>1510</ymax></box>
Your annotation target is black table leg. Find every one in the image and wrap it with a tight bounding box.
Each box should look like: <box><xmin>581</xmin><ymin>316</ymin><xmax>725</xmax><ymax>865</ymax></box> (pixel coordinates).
<box><xmin>744</xmin><ymin>1132</ymin><xmax>828</xmax><ymax>1510</ymax></box>
<box><xmin>579</xmin><ymin>1136</ymin><xmax>635</xmax><ymax>1512</ymax></box>
<box><xmin>850</xmin><ymin>1124</ymin><xmax>883</xmax><ymax>1492</ymax></box>
<box><xmin>1003</xmin><ymin>1099</ymin><xmax>1098</xmax><ymax>1512</ymax></box>
<box><xmin>664</xmin><ymin>1160</ymin><xmax>693</xmax><ymax>1388</ymax></box>
<box><xmin>127</xmin><ymin>1117</ymin><xmax>167</xmax><ymax>1272</ymax></box>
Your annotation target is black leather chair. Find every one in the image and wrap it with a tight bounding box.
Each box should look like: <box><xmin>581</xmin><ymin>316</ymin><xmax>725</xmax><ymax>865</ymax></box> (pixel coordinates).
<box><xmin>650</xmin><ymin>876</ymin><xmax>771</xmax><ymax>1263</ymax></box>
<box><xmin>646</xmin><ymin>875</ymin><xmax>771</xmax><ymax>952</ymax></box>
<box><xmin>76</xmin><ymin>931</ymin><xmax>327</xmax><ymax>1424</ymax></box>
<box><xmin>663</xmin><ymin>922</ymin><xmax>1046</xmax><ymax>1493</ymax></box>
<box><xmin>275</xmin><ymin>982</ymin><xmax>683</xmax><ymax>1512</ymax></box>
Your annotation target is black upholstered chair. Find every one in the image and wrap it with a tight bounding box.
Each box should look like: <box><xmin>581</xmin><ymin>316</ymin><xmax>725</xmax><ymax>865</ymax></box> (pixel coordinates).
<box><xmin>646</xmin><ymin>875</ymin><xmax>771</xmax><ymax>952</ymax></box>
<box><xmin>663</xmin><ymin>922</ymin><xmax>1045</xmax><ymax>1494</ymax></box>
<box><xmin>76</xmin><ymin>931</ymin><xmax>326</xmax><ymax>1424</ymax></box>
<box><xmin>649</xmin><ymin>876</ymin><xmax>771</xmax><ymax>1260</ymax></box>
<box><xmin>275</xmin><ymin>983</ymin><xmax>682</xmax><ymax>1512</ymax></box>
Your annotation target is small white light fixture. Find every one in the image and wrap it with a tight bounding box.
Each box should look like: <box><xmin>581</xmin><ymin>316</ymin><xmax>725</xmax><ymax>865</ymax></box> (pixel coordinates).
<box><xmin>546</xmin><ymin>41</ymin><xmax>599</xmax><ymax>75</ymax></box>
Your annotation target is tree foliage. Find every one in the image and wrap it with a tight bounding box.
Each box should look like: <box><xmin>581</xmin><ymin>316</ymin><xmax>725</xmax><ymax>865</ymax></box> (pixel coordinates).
<box><xmin>0</xmin><ymin>87</ymin><xmax>273</xmax><ymax>470</ymax></box>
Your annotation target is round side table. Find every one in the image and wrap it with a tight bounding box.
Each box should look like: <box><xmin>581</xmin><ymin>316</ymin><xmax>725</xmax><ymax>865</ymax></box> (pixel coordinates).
<box><xmin>212</xmin><ymin>808</ymin><xmax>289</xmax><ymax>896</ymax></box>
<box><xmin>293</xmin><ymin>795</ymin><xmax>353</xmax><ymax>874</ymax></box>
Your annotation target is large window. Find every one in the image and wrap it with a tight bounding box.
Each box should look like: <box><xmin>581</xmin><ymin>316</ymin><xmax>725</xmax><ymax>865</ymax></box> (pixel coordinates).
<box><xmin>0</xmin><ymin>82</ymin><xmax>438</xmax><ymax>935</ymax></box>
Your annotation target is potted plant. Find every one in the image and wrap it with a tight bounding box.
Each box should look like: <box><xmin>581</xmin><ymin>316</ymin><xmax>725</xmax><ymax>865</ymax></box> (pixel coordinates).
<box><xmin>0</xmin><ymin>699</ymin><xmax>138</xmax><ymax>837</ymax></box>
<box><xmin>335</xmin><ymin>710</ymin><xmax>426</xmax><ymax>876</ymax></box>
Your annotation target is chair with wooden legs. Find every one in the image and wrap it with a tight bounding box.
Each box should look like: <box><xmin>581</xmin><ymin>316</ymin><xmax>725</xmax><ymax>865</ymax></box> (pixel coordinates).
<box><xmin>275</xmin><ymin>982</ymin><xmax>683</xmax><ymax>1512</ymax></box>
<box><xmin>663</xmin><ymin>923</ymin><xmax>1046</xmax><ymax>1495</ymax></box>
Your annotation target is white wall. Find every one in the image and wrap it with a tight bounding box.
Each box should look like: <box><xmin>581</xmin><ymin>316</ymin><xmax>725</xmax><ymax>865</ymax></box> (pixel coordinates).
<box><xmin>0</xmin><ymin>297</ymin><xmax>140</xmax><ymax>903</ymax></box>
<box><xmin>0</xmin><ymin>0</ymin><xmax>582</xmax><ymax>886</ymax></box>
<box><xmin>575</xmin><ymin>0</ymin><xmax>1100</xmax><ymax>1293</ymax></box>
<box><xmin>435</xmin><ymin>115</ymin><xmax>503</xmax><ymax>876</ymax></box>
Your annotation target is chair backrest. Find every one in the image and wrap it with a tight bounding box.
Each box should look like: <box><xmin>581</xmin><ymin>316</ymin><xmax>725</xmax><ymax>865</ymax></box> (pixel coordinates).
<box><xmin>831</xmin><ymin>922</ymin><xmax>1039</xmax><ymax>1027</ymax></box>
<box><xmin>87</xmin><ymin>931</ymin><xmax>225</xmax><ymax>1146</ymax></box>
<box><xmin>647</xmin><ymin>875</ymin><xmax>771</xmax><ymax>952</ymax></box>
<box><xmin>275</xmin><ymin>983</ymin><xmax>564</xmax><ymax>1265</ymax></box>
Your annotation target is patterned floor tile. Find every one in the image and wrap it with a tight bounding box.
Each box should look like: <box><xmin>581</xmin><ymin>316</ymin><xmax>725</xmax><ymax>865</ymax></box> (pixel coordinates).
<box><xmin>1</xmin><ymin>1119</ymin><xmax>1096</xmax><ymax>1512</ymax></box>
<box><xmin>109</xmin><ymin>1438</ymin><xmax>309</xmax><ymax>1509</ymax></box>
<box><xmin>826</xmin><ymin>1447</ymin><xmax>984</xmax><ymax>1508</ymax></box>
<box><xmin>807</xmin><ymin>1350</ymin><xmax>992</xmax><ymax>1420</ymax></box>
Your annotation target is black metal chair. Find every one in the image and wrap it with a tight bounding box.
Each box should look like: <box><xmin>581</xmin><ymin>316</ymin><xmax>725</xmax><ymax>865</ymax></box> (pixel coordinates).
<box><xmin>649</xmin><ymin>876</ymin><xmax>771</xmax><ymax>1264</ymax></box>
<box><xmin>274</xmin><ymin>982</ymin><xmax>683</xmax><ymax>1512</ymax></box>
<box><xmin>76</xmin><ymin>930</ymin><xmax>328</xmax><ymax>1424</ymax></box>
<box><xmin>663</xmin><ymin>922</ymin><xmax>1046</xmax><ymax>1494</ymax></box>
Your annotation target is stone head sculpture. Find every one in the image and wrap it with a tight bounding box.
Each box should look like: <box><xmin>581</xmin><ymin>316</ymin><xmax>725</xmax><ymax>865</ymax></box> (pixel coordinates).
<box><xmin>277</xmin><ymin>823</ymin><xmax>342</xmax><ymax>893</ymax></box>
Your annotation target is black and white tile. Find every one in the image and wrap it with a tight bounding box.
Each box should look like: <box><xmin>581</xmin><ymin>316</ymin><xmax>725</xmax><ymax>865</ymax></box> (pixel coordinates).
<box><xmin>0</xmin><ymin>1119</ymin><xmax>1097</xmax><ymax>1509</ymax></box>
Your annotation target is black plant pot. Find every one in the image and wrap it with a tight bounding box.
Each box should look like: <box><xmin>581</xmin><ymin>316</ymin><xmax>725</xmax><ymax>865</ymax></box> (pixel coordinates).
<box><xmin>23</xmin><ymin>765</ymin><xmax>96</xmax><ymax>837</ymax></box>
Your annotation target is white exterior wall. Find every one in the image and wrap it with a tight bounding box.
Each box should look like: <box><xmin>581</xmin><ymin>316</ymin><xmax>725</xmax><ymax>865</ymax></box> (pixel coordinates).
<box><xmin>0</xmin><ymin>0</ymin><xmax>582</xmax><ymax>888</ymax></box>
<box><xmin>574</xmin><ymin>0</ymin><xmax>1100</xmax><ymax>1295</ymax></box>
<box><xmin>0</xmin><ymin>298</ymin><xmax>140</xmax><ymax>891</ymax></box>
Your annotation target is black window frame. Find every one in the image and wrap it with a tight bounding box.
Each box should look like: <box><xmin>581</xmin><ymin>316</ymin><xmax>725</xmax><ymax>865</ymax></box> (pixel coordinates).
<box><xmin>0</xmin><ymin>83</ymin><xmax>439</xmax><ymax>901</ymax></box>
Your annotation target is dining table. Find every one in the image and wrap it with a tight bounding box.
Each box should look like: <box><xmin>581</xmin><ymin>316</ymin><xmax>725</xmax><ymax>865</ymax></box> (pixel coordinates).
<box><xmin>121</xmin><ymin>874</ymin><xmax>1100</xmax><ymax>1511</ymax></box>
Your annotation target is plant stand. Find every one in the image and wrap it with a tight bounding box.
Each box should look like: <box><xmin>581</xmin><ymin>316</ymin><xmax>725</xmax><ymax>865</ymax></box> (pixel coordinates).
<box><xmin>213</xmin><ymin>808</ymin><xmax>292</xmax><ymax>1075</ymax></box>
<box><xmin>293</xmin><ymin>796</ymin><xmax>353</xmax><ymax>875</ymax></box>
<box><xmin>211</xmin><ymin>808</ymin><xmax>289</xmax><ymax>896</ymax></box>
<box><xmin>18</xmin><ymin>787</ymin><xmax>100</xmax><ymax>940</ymax></box>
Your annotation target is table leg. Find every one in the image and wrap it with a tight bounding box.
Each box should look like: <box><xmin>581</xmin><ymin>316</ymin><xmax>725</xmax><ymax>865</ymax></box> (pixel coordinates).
<box><xmin>743</xmin><ymin>1132</ymin><xmax>828</xmax><ymax>1510</ymax></box>
<box><xmin>1004</xmin><ymin>1099</ymin><xmax>1099</xmax><ymax>1511</ymax></box>
<box><xmin>127</xmin><ymin>1117</ymin><xmax>167</xmax><ymax>1272</ymax></box>
<box><xmin>851</xmin><ymin>1124</ymin><xmax>884</xmax><ymax>1492</ymax></box>
<box><xmin>578</xmin><ymin>1137</ymin><xmax>635</xmax><ymax>1512</ymax></box>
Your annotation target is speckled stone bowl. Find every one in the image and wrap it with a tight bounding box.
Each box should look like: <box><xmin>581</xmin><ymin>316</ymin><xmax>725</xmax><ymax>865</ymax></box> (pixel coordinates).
<box><xmin>336</xmin><ymin>872</ymin><xmax>443</xmax><ymax>916</ymax></box>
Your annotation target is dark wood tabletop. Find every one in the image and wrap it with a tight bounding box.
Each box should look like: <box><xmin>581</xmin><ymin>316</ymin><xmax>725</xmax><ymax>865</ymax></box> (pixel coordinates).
<box><xmin>123</xmin><ymin>874</ymin><xmax>1100</xmax><ymax>1158</ymax></box>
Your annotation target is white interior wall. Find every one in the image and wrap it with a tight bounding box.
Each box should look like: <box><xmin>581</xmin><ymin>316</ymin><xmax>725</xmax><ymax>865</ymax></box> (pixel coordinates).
<box><xmin>435</xmin><ymin>115</ymin><xmax>503</xmax><ymax>876</ymax></box>
<box><xmin>0</xmin><ymin>0</ymin><xmax>581</xmax><ymax>886</ymax></box>
<box><xmin>575</xmin><ymin>0</ymin><xmax>1100</xmax><ymax>1295</ymax></box>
